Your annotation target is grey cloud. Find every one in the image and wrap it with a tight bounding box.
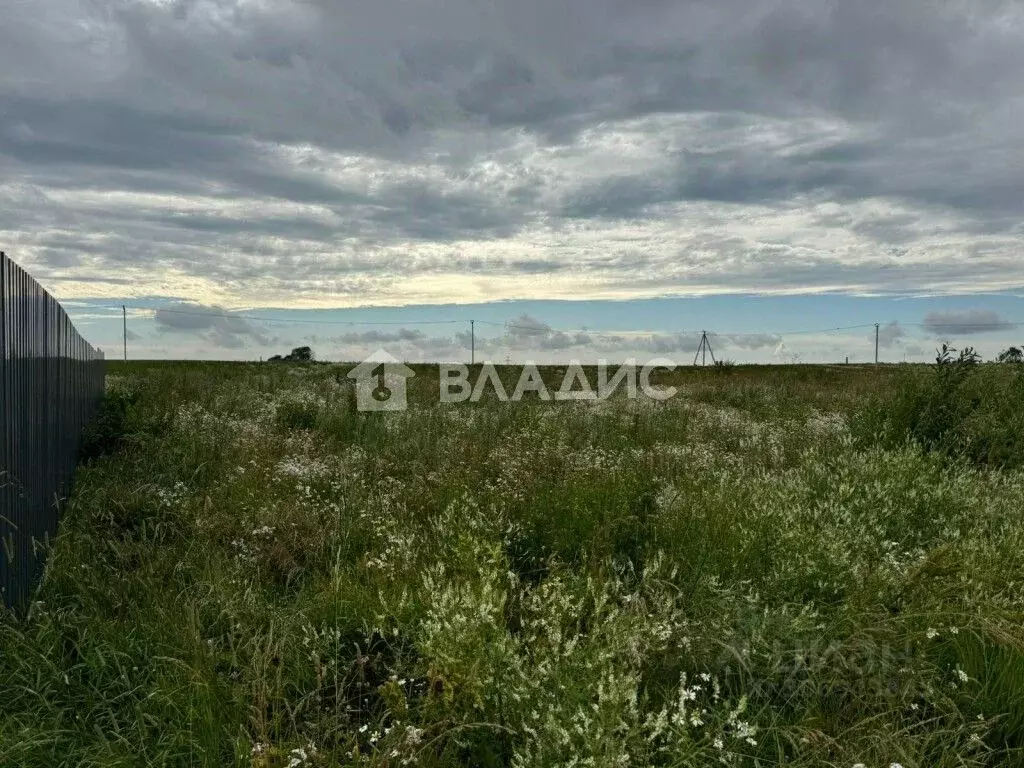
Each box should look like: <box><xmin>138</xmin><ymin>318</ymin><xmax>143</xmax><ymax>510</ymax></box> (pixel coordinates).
<box><xmin>367</xmin><ymin>181</ymin><xmax>528</xmax><ymax>241</ymax></box>
<box><xmin>718</xmin><ymin>333</ymin><xmax>783</xmax><ymax>351</ymax></box>
<box><xmin>455</xmin><ymin>52</ymin><xmax>569</xmax><ymax>130</ymax></box>
<box><xmin>561</xmin><ymin>146</ymin><xmax>855</xmax><ymax>219</ymax></box>
<box><xmin>333</xmin><ymin>329</ymin><xmax>427</xmax><ymax>344</ymax></box>
<box><xmin>638</xmin><ymin>333</ymin><xmax>703</xmax><ymax>355</ymax></box>
<box><xmin>154</xmin><ymin>304</ymin><xmax>276</xmax><ymax>349</ymax></box>
<box><xmin>495</xmin><ymin>320</ymin><xmax>779</xmax><ymax>356</ymax></box>
<box><xmin>498</xmin><ymin>315</ymin><xmax>594</xmax><ymax>350</ymax></box>
<box><xmin>904</xmin><ymin>344</ymin><xmax>927</xmax><ymax>357</ymax></box>
<box><xmin>632</xmin><ymin>332</ymin><xmax>780</xmax><ymax>355</ymax></box>
<box><xmin>4</xmin><ymin>0</ymin><xmax>1024</xmax><ymax>306</ymax></box>
<box><xmin>501</xmin><ymin>316</ymin><xmax>616</xmax><ymax>351</ymax></box>
<box><xmin>507</xmin><ymin>314</ymin><xmax>552</xmax><ymax>338</ymax></box>
<box><xmin>540</xmin><ymin>331</ymin><xmax>593</xmax><ymax>350</ymax></box>
<box><xmin>923</xmin><ymin>310</ymin><xmax>1016</xmax><ymax>336</ymax></box>
<box><xmin>156</xmin><ymin>212</ymin><xmax>341</xmax><ymax>241</ymax></box>
<box><xmin>507</xmin><ymin>259</ymin><xmax>566</xmax><ymax>274</ymax></box>
<box><xmin>876</xmin><ymin>321</ymin><xmax>906</xmax><ymax>348</ymax></box>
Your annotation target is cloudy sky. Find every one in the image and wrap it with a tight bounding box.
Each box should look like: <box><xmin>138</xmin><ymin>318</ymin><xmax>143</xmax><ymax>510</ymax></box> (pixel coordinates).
<box><xmin>3</xmin><ymin>0</ymin><xmax>1023</xmax><ymax>362</ymax></box>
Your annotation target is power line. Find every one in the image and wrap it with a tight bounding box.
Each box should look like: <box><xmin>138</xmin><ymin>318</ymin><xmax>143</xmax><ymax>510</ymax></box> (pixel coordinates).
<box><xmin>112</xmin><ymin>304</ymin><xmax>1021</xmax><ymax>340</ymax></box>
<box><xmin>487</xmin><ymin>320</ymin><xmax>1016</xmax><ymax>336</ymax></box>
<box><xmin>768</xmin><ymin>323</ymin><xmax>878</xmax><ymax>336</ymax></box>
<box><xmin>479</xmin><ymin>319</ymin><xmax>880</xmax><ymax>336</ymax></box>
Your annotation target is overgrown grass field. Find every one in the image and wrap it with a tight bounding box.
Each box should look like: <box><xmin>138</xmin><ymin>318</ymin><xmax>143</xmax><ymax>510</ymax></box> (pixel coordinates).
<box><xmin>3</xmin><ymin>360</ymin><xmax>1024</xmax><ymax>767</ymax></box>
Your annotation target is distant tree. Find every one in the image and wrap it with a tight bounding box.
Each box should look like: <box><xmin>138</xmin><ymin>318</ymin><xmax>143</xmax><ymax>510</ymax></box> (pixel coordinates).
<box><xmin>267</xmin><ymin>347</ymin><xmax>314</xmax><ymax>362</ymax></box>
<box><xmin>997</xmin><ymin>346</ymin><xmax>1024</xmax><ymax>364</ymax></box>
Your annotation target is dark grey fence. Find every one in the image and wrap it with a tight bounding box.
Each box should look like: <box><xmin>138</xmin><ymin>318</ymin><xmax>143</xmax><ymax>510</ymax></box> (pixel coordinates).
<box><xmin>1</xmin><ymin>251</ymin><xmax>105</xmax><ymax>610</ymax></box>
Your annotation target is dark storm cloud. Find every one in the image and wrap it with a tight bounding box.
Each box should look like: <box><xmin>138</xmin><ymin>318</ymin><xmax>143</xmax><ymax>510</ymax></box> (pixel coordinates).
<box><xmin>4</xmin><ymin>0</ymin><xmax>1024</xmax><ymax>305</ymax></box>
<box><xmin>923</xmin><ymin>310</ymin><xmax>1017</xmax><ymax>336</ymax></box>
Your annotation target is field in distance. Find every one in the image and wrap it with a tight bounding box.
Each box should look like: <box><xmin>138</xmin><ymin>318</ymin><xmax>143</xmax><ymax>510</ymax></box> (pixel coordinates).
<box><xmin>3</xmin><ymin>360</ymin><xmax>1023</xmax><ymax>768</ymax></box>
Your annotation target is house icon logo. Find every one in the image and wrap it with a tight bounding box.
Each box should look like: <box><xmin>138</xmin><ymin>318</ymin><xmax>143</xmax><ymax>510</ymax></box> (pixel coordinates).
<box><xmin>347</xmin><ymin>350</ymin><xmax>415</xmax><ymax>411</ymax></box>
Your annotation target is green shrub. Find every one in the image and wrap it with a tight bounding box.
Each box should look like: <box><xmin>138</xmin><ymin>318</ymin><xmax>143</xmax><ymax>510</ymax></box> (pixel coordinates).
<box><xmin>79</xmin><ymin>389</ymin><xmax>139</xmax><ymax>461</ymax></box>
<box><xmin>853</xmin><ymin>347</ymin><xmax>1024</xmax><ymax>468</ymax></box>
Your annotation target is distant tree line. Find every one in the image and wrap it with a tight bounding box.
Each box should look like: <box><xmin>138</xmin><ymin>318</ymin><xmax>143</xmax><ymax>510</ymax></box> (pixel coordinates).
<box><xmin>267</xmin><ymin>346</ymin><xmax>314</xmax><ymax>362</ymax></box>
<box><xmin>997</xmin><ymin>346</ymin><xmax>1023</xmax><ymax>363</ymax></box>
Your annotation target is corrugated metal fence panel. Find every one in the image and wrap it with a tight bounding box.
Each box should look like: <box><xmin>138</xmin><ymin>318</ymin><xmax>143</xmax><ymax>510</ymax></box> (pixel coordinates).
<box><xmin>0</xmin><ymin>252</ymin><xmax>105</xmax><ymax>610</ymax></box>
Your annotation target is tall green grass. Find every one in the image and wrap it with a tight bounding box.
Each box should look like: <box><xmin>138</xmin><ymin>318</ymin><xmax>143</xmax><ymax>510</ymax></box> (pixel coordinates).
<box><xmin>2</xmin><ymin>362</ymin><xmax>1022</xmax><ymax>767</ymax></box>
<box><xmin>854</xmin><ymin>355</ymin><xmax>1024</xmax><ymax>469</ymax></box>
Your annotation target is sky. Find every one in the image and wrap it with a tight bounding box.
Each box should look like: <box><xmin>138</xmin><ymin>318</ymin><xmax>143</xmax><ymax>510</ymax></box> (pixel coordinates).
<box><xmin>3</xmin><ymin>0</ymin><xmax>1024</xmax><ymax>362</ymax></box>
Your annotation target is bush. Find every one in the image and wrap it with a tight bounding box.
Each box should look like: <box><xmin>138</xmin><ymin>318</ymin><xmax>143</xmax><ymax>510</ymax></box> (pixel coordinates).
<box><xmin>998</xmin><ymin>346</ymin><xmax>1023</xmax><ymax>364</ymax></box>
<box><xmin>79</xmin><ymin>390</ymin><xmax>139</xmax><ymax>461</ymax></box>
<box><xmin>853</xmin><ymin>347</ymin><xmax>1024</xmax><ymax>468</ymax></box>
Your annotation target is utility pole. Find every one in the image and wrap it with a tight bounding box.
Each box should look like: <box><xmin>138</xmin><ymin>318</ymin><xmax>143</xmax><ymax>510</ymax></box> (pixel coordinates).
<box><xmin>123</xmin><ymin>305</ymin><xmax>127</xmax><ymax>362</ymax></box>
<box><xmin>470</xmin><ymin>320</ymin><xmax>475</xmax><ymax>365</ymax></box>
<box><xmin>693</xmin><ymin>331</ymin><xmax>717</xmax><ymax>366</ymax></box>
<box><xmin>874</xmin><ymin>323</ymin><xmax>879</xmax><ymax>365</ymax></box>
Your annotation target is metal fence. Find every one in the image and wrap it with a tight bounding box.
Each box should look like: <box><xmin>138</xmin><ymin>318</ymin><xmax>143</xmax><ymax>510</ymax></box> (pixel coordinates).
<box><xmin>1</xmin><ymin>251</ymin><xmax>105</xmax><ymax>610</ymax></box>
